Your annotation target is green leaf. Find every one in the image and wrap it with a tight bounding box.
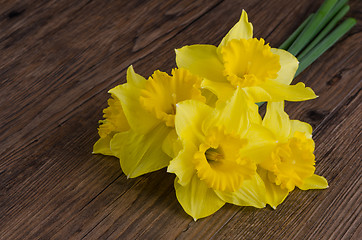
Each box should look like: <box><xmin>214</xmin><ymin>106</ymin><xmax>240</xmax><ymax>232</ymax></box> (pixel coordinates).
<box><xmin>298</xmin><ymin>4</ymin><xmax>350</xmax><ymax>59</ymax></box>
<box><xmin>288</xmin><ymin>0</ymin><xmax>339</xmax><ymax>56</ymax></box>
<box><xmin>296</xmin><ymin>18</ymin><xmax>356</xmax><ymax>76</ymax></box>
<box><xmin>279</xmin><ymin>14</ymin><xmax>314</xmax><ymax>50</ymax></box>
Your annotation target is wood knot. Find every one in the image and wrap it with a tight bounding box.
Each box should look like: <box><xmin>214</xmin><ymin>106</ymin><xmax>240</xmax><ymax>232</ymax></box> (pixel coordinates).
<box><xmin>327</xmin><ymin>72</ymin><xmax>342</xmax><ymax>86</ymax></box>
<box><xmin>307</xmin><ymin>110</ymin><xmax>329</xmax><ymax>122</ymax></box>
<box><xmin>7</xmin><ymin>9</ymin><xmax>25</xmax><ymax>19</ymax></box>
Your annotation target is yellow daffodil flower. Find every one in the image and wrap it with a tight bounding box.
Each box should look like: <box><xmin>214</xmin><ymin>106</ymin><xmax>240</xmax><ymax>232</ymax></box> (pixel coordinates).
<box><xmin>248</xmin><ymin>101</ymin><xmax>328</xmax><ymax>208</ymax></box>
<box><xmin>93</xmin><ymin>95</ymin><xmax>130</xmax><ymax>156</ymax></box>
<box><xmin>168</xmin><ymin>88</ymin><xmax>274</xmax><ymax>220</ymax></box>
<box><xmin>175</xmin><ymin>10</ymin><xmax>317</xmax><ymax>103</ymax></box>
<box><xmin>94</xmin><ymin>66</ymin><xmax>206</xmax><ymax>178</ymax></box>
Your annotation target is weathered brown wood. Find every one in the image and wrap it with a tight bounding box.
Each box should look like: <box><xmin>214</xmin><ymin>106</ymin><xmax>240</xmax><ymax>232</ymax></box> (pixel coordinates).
<box><xmin>0</xmin><ymin>0</ymin><xmax>361</xmax><ymax>239</ymax></box>
<box><xmin>0</xmin><ymin>0</ymin><xmax>224</xmax><ymax>238</ymax></box>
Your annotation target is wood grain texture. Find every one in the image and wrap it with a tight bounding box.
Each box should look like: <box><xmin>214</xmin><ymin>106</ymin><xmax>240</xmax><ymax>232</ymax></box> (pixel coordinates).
<box><xmin>0</xmin><ymin>0</ymin><xmax>361</xmax><ymax>239</ymax></box>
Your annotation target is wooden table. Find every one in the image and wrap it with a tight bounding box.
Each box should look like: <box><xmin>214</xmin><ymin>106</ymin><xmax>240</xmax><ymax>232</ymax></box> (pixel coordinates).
<box><xmin>1</xmin><ymin>0</ymin><xmax>361</xmax><ymax>239</ymax></box>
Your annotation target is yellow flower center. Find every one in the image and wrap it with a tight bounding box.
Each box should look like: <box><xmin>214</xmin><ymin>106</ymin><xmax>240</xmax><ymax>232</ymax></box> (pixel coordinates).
<box><xmin>221</xmin><ymin>38</ymin><xmax>281</xmax><ymax>88</ymax></box>
<box><xmin>98</xmin><ymin>96</ymin><xmax>129</xmax><ymax>138</ymax></box>
<box><xmin>193</xmin><ymin>128</ymin><xmax>256</xmax><ymax>192</ymax></box>
<box><xmin>140</xmin><ymin>68</ymin><xmax>205</xmax><ymax>127</ymax></box>
<box><xmin>266</xmin><ymin>132</ymin><xmax>315</xmax><ymax>191</ymax></box>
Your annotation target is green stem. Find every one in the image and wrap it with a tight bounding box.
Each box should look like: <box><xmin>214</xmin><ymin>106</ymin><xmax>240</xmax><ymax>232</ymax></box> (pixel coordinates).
<box><xmin>296</xmin><ymin>18</ymin><xmax>356</xmax><ymax>76</ymax></box>
<box><xmin>298</xmin><ymin>5</ymin><xmax>350</xmax><ymax>59</ymax></box>
<box><xmin>288</xmin><ymin>0</ymin><xmax>339</xmax><ymax>56</ymax></box>
<box><xmin>279</xmin><ymin>14</ymin><xmax>314</xmax><ymax>50</ymax></box>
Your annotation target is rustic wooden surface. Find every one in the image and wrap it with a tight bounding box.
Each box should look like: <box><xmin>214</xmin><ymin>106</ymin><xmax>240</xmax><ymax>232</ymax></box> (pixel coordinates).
<box><xmin>0</xmin><ymin>0</ymin><xmax>361</xmax><ymax>239</ymax></box>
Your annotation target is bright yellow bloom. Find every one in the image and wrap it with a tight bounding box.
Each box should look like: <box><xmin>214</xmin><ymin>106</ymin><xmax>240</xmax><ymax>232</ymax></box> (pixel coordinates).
<box><xmin>93</xmin><ymin>66</ymin><xmax>205</xmax><ymax>178</ymax></box>
<box><xmin>175</xmin><ymin>10</ymin><xmax>317</xmax><ymax>103</ymax></box>
<box><xmin>247</xmin><ymin>101</ymin><xmax>328</xmax><ymax>208</ymax></box>
<box><xmin>140</xmin><ymin>69</ymin><xmax>205</xmax><ymax>127</ymax></box>
<box><xmin>93</xmin><ymin>96</ymin><xmax>130</xmax><ymax>156</ymax></box>
<box><xmin>168</xmin><ymin>88</ymin><xmax>273</xmax><ymax>220</ymax></box>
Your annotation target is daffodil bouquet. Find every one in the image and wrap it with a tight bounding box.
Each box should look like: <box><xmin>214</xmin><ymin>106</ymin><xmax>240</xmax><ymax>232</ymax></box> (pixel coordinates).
<box><xmin>93</xmin><ymin>0</ymin><xmax>355</xmax><ymax>220</ymax></box>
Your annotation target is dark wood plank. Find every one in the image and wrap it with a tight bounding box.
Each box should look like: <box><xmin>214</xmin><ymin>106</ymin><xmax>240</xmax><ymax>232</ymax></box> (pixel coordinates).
<box><xmin>0</xmin><ymin>0</ymin><xmax>360</xmax><ymax>239</ymax></box>
<box><xmin>0</xmin><ymin>0</ymin><xmax>224</xmax><ymax>239</ymax></box>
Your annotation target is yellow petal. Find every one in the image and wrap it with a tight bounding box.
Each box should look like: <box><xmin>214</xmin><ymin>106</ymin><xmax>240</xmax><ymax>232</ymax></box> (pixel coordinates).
<box><xmin>174</xmin><ymin>175</ymin><xmax>225</xmax><ymax>221</ymax></box>
<box><xmin>162</xmin><ymin>129</ymin><xmax>182</xmax><ymax>158</ymax></box>
<box><xmin>265</xmin><ymin>180</ymin><xmax>289</xmax><ymax>209</ymax></box>
<box><xmin>290</xmin><ymin>120</ymin><xmax>313</xmax><ymax>138</ymax></box>
<box><xmin>110</xmin><ymin>84</ymin><xmax>160</xmax><ymax>134</ymax></box>
<box><xmin>201</xmin><ymin>79</ymin><xmax>235</xmax><ymax>101</ymax></box>
<box><xmin>240</xmin><ymin>124</ymin><xmax>277</xmax><ymax>164</ymax></box>
<box><xmin>126</xmin><ymin>65</ymin><xmax>147</xmax><ymax>88</ymax></box>
<box><xmin>168</xmin><ymin>143</ymin><xmax>197</xmax><ymax>186</ymax></box>
<box><xmin>243</xmin><ymin>86</ymin><xmax>272</xmax><ymax>103</ymax></box>
<box><xmin>214</xmin><ymin>88</ymin><xmax>259</xmax><ymax>136</ymax></box>
<box><xmin>299</xmin><ymin>174</ymin><xmax>328</xmax><ymax>190</ymax></box>
<box><xmin>215</xmin><ymin>174</ymin><xmax>266</xmax><ymax>208</ymax></box>
<box><xmin>261</xmin><ymin>80</ymin><xmax>317</xmax><ymax>102</ymax></box>
<box><xmin>218</xmin><ymin>10</ymin><xmax>253</xmax><ymax>54</ymax></box>
<box><xmin>110</xmin><ymin>124</ymin><xmax>171</xmax><ymax>178</ymax></box>
<box><xmin>270</xmin><ymin>48</ymin><xmax>299</xmax><ymax>85</ymax></box>
<box><xmin>93</xmin><ymin>135</ymin><xmax>113</xmax><ymax>155</ymax></box>
<box><xmin>258</xmin><ymin>168</ymin><xmax>289</xmax><ymax>209</ymax></box>
<box><xmin>263</xmin><ymin>101</ymin><xmax>291</xmax><ymax>141</ymax></box>
<box><xmin>245</xmin><ymin>124</ymin><xmax>276</xmax><ymax>144</ymax></box>
<box><xmin>175</xmin><ymin>45</ymin><xmax>225</xmax><ymax>83</ymax></box>
<box><xmin>175</xmin><ymin>100</ymin><xmax>213</xmax><ymax>146</ymax></box>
